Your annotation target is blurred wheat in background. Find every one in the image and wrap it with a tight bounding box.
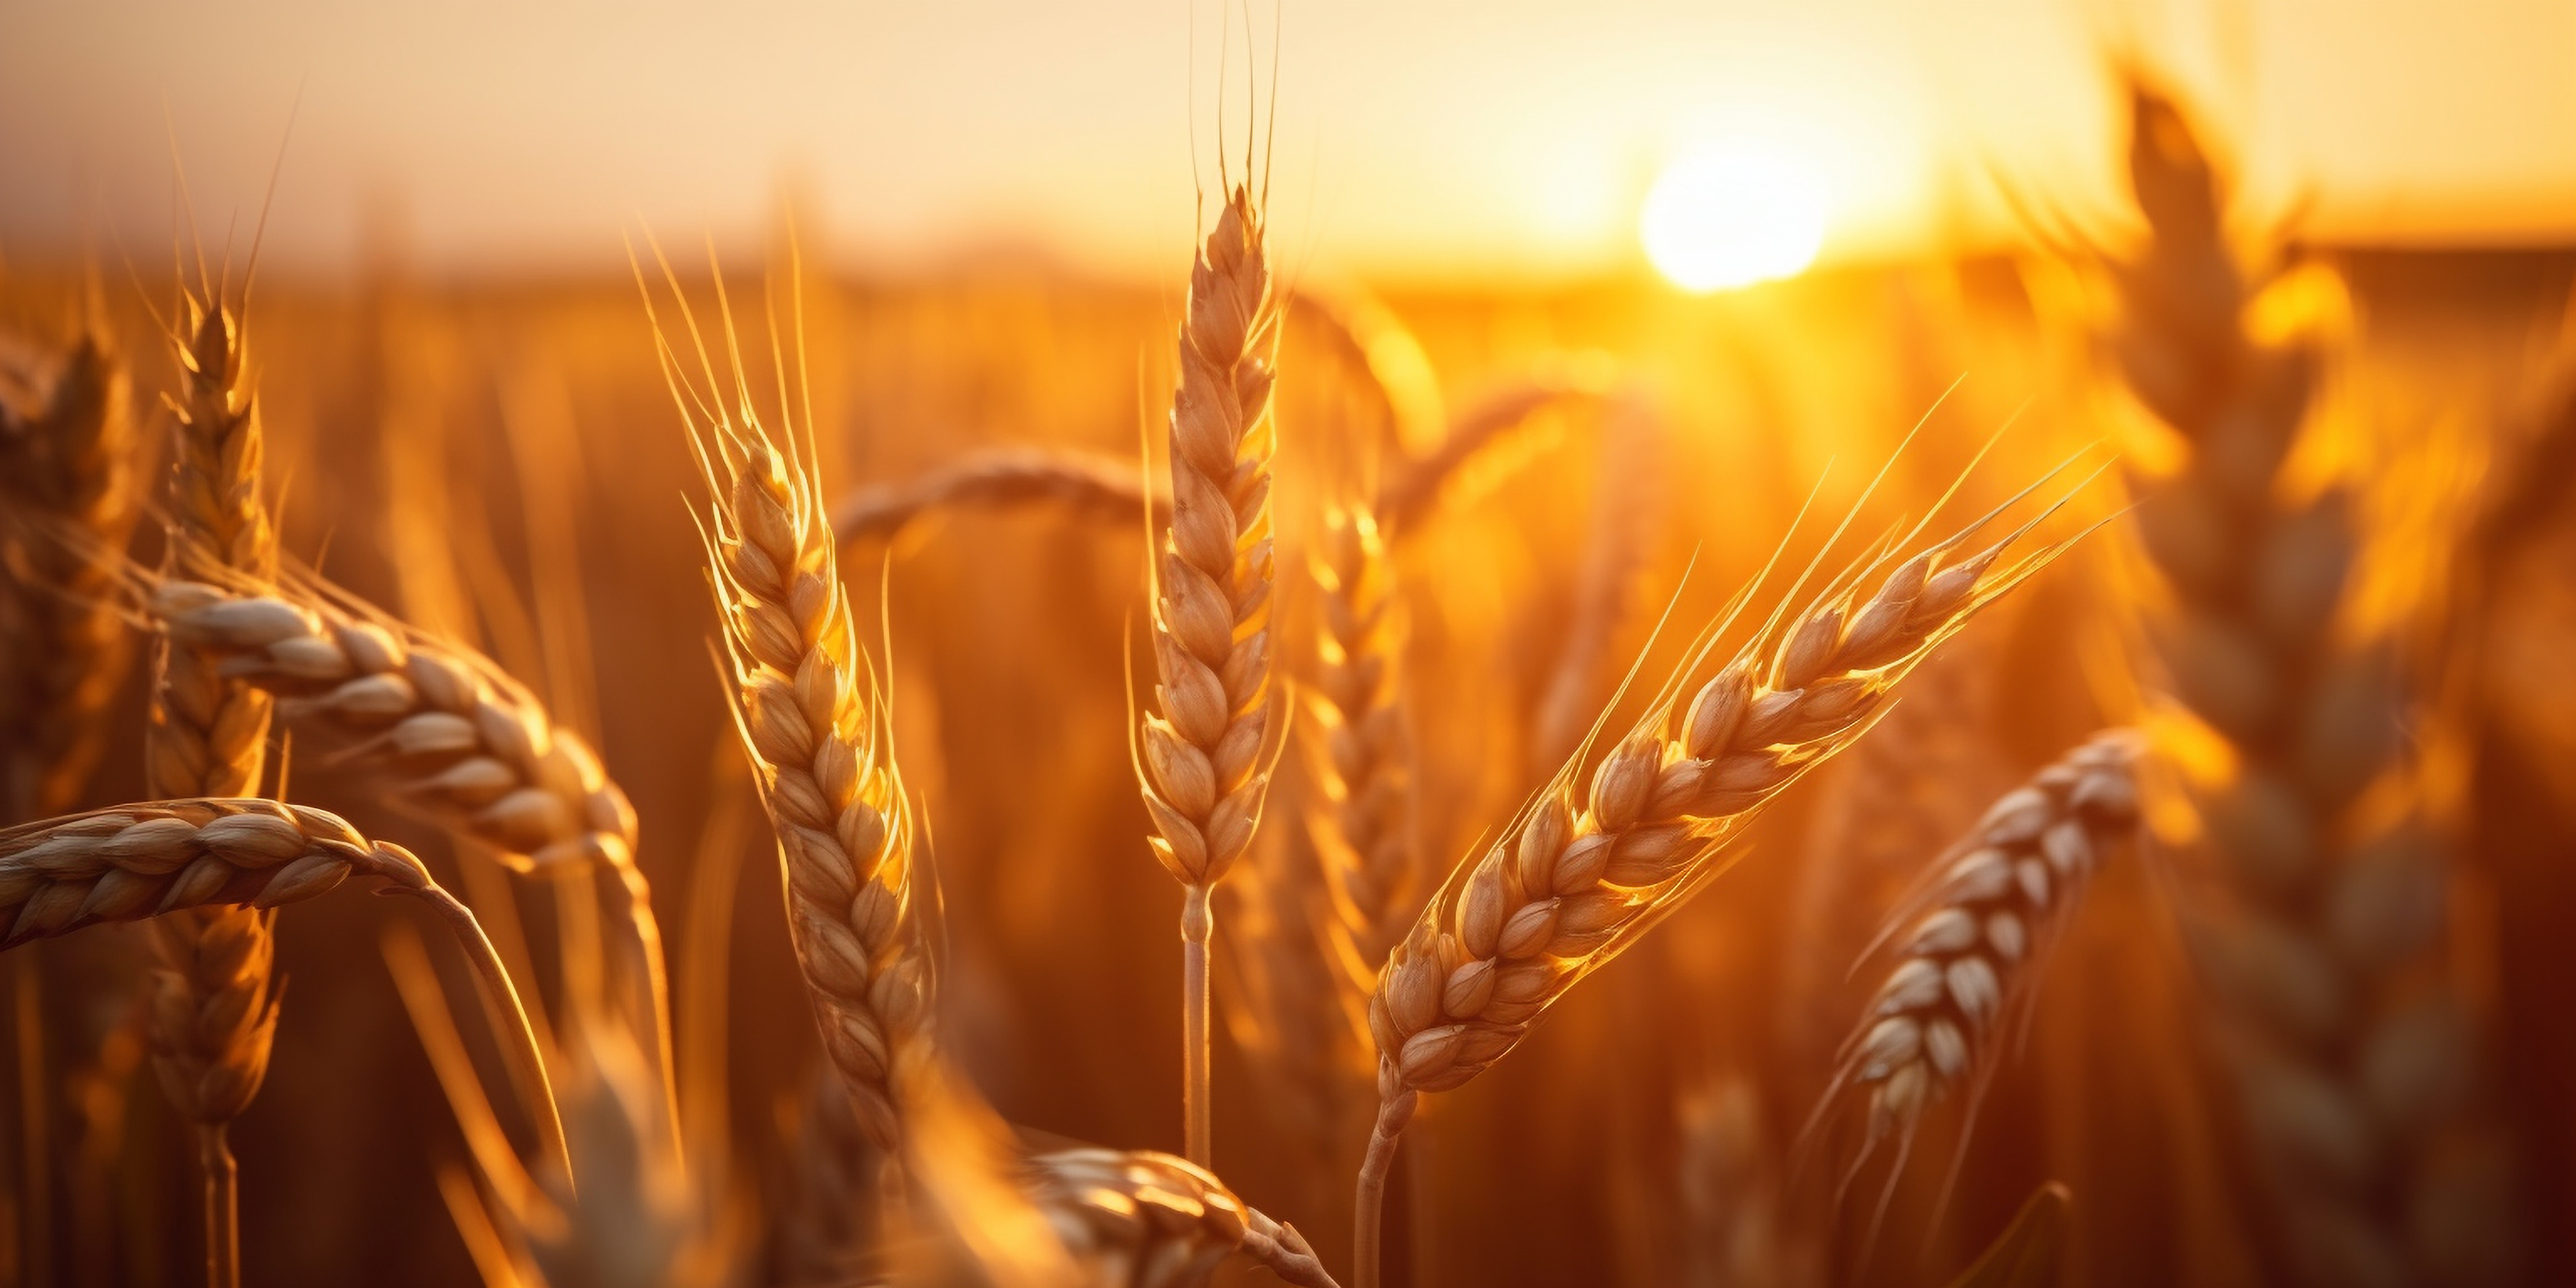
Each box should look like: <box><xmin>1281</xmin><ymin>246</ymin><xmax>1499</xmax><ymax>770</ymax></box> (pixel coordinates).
<box><xmin>2</xmin><ymin>2</ymin><xmax>2574</xmax><ymax>1286</ymax></box>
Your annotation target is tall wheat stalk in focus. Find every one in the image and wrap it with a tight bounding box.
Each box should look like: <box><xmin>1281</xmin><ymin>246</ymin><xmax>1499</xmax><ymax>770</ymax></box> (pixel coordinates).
<box><xmin>145</xmin><ymin>266</ymin><xmax>282</xmax><ymax>1288</ymax></box>
<box><xmin>1133</xmin><ymin>185</ymin><xmax>1281</xmax><ymax>1167</ymax></box>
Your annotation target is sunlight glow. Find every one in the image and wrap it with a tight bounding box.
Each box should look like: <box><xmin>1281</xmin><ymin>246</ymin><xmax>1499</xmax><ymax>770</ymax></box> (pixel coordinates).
<box><xmin>1640</xmin><ymin>145</ymin><xmax>1830</xmax><ymax>291</ymax></box>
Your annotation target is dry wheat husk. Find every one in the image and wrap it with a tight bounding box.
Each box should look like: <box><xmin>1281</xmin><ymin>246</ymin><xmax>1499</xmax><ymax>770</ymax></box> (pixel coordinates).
<box><xmin>2103</xmin><ymin>87</ymin><xmax>2515</xmax><ymax>1288</ymax></box>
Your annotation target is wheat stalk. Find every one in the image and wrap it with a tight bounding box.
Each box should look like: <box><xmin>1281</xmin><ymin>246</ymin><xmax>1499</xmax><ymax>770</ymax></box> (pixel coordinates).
<box><xmin>656</xmin><ymin>275</ymin><xmax>933</xmax><ymax>1162</ymax></box>
<box><xmin>1349</xmin><ymin>479</ymin><xmax>2081</xmax><ymax>1287</ymax></box>
<box><xmin>0</xmin><ymin>798</ymin><xmax>565</xmax><ymax>1173</ymax></box>
<box><xmin>1028</xmin><ymin>1148</ymin><xmax>1340</xmax><ymax>1288</ymax></box>
<box><xmin>1818</xmin><ymin>731</ymin><xmax>2141</xmax><ymax>1200</ymax></box>
<box><xmin>2103</xmin><ymin>86</ymin><xmax>2510</xmax><ymax>1288</ymax></box>
<box><xmin>824</xmin><ymin>361</ymin><xmax>1604</xmax><ymax>564</ymax></box>
<box><xmin>146</xmin><ymin>281</ymin><xmax>283</xmax><ymax>1288</ymax></box>
<box><xmin>0</xmin><ymin>320</ymin><xmax>135</xmax><ymax>822</ymax></box>
<box><xmin>831</xmin><ymin>444</ymin><xmax>1168</xmax><ymax>548</ymax></box>
<box><xmin>1135</xmin><ymin>184</ymin><xmax>1281</xmax><ymax>1168</ymax></box>
<box><xmin>1306</xmin><ymin>504</ymin><xmax>1416</xmax><ymax>1028</ymax></box>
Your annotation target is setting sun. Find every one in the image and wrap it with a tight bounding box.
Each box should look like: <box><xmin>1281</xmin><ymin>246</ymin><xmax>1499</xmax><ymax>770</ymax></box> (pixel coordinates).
<box><xmin>1639</xmin><ymin>144</ymin><xmax>1829</xmax><ymax>291</ymax></box>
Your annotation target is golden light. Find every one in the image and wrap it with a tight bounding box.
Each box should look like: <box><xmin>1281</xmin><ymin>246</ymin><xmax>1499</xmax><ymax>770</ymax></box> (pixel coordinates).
<box><xmin>1640</xmin><ymin>144</ymin><xmax>1830</xmax><ymax>291</ymax></box>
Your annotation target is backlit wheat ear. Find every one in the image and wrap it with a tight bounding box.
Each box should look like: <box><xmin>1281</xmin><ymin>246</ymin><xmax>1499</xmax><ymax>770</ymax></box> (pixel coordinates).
<box><xmin>0</xmin><ymin>320</ymin><xmax>136</xmax><ymax>822</ymax></box>
<box><xmin>1817</xmin><ymin>731</ymin><xmax>2141</xmax><ymax>1228</ymax></box>
<box><xmin>138</xmin><ymin>578</ymin><xmax>640</xmax><ymax>873</ymax></box>
<box><xmin>654</xmin><ymin>258</ymin><xmax>933</xmax><ymax>1159</ymax></box>
<box><xmin>2102</xmin><ymin>85</ymin><xmax>2510</xmax><ymax>1288</ymax></box>
<box><xmin>1307</xmin><ymin>502</ymin><xmax>1416</xmax><ymax>1030</ymax></box>
<box><xmin>1136</xmin><ymin>184</ymin><xmax>1281</xmax><ymax>1167</ymax></box>
<box><xmin>147</xmin><ymin>274</ymin><xmax>283</xmax><ymax>1288</ymax></box>
<box><xmin>1350</xmin><ymin>470</ymin><xmax>2087</xmax><ymax>1288</ymax></box>
<box><xmin>1028</xmin><ymin>1148</ymin><xmax>1342</xmax><ymax>1288</ymax></box>
<box><xmin>0</xmin><ymin>799</ymin><xmax>566</xmax><ymax>1176</ymax></box>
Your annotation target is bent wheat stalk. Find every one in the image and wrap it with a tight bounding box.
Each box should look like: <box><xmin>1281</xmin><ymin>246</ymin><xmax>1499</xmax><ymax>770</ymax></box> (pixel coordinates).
<box><xmin>832</xmin><ymin>445</ymin><xmax>1168</xmax><ymax>547</ymax></box>
<box><xmin>132</xmin><ymin>574</ymin><xmax>669</xmax><ymax>1104</ymax></box>
<box><xmin>1816</xmin><ymin>731</ymin><xmax>2141</xmax><ymax>1217</ymax></box>
<box><xmin>0</xmin><ymin>799</ymin><xmax>566</xmax><ymax>1175</ymax></box>
<box><xmin>1350</xmin><ymin>477</ymin><xmax>2084</xmax><ymax>1288</ymax></box>
<box><xmin>1135</xmin><ymin>185</ymin><xmax>1281</xmax><ymax>1167</ymax></box>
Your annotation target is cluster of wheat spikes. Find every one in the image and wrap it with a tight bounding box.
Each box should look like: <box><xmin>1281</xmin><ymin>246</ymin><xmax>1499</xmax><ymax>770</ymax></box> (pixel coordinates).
<box><xmin>2101</xmin><ymin>87</ymin><xmax>2514</xmax><ymax>1288</ymax></box>
<box><xmin>0</xmin><ymin>111</ymin><xmax>2155</xmax><ymax>1288</ymax></box>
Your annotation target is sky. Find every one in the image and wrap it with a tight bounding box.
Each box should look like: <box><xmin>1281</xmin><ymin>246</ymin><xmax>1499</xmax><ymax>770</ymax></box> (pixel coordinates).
<box><xmin>2</xmin><ymin>2</ymin><xmax>2572</xmax><ymax>285</ymax></box>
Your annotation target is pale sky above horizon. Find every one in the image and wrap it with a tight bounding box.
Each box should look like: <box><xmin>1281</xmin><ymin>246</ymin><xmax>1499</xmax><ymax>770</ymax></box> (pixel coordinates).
<box><xmin>2</xmin><ymin>2</ymin><xmax>2572</xmax><ymax>285</ymax></box>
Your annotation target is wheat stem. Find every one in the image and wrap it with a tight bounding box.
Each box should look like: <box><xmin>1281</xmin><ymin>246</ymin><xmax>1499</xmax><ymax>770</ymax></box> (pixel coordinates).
<box><xmin>1137</xmin><ymin>185</ymin><xmax>1281</xmax><ymax>1169</ymax></box>
<box><xmin>1352</xmin><ymin>1092</ymin><xmax>1411</xmax><ymax>1288</ymax></box>
<box><xmin>1183</xmin><ymin>883</ymin><xmax>1213</xmax><ymax>1166</ymax></box>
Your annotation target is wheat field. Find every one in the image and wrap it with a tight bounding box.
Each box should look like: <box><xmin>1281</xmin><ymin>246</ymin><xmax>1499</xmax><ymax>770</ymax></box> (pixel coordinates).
<box><xmin>1</xmin><ymin>30</ymin><xmax>2573</xmax><ymax>1288</ymax></box>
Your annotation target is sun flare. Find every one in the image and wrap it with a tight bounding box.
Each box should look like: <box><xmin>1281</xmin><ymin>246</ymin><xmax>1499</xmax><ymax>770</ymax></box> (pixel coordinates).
<box><xmin>1640</xmin><ymin>145</ymin><xmax>1830</xmax><ymax>292</ymax></box>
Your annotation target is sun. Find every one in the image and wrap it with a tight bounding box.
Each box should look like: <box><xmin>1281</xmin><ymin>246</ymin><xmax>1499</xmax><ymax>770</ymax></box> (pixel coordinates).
<box><xmin>1640</xmin><ymin>145</ymin><xmax>1830</xmax><ymax>292</ymax></box>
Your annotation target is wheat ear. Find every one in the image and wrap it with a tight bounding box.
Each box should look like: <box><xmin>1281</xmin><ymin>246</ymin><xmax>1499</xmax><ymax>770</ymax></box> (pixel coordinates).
<box><xmin>132</xmin><ymin>571</ymin><xmax>668</xmax><ymax>1082</ymax></box>
<box><xmin>0</xmin><ymin>321</ymin><xmax>136</xmax><ymax>821</ymax></box>
<box><xmin>0</xmin><ymin>799</ymin><xmax>564</xmax><ymax>1174</ymax></box>
<box><xmin>1819</xmin><ymin>731</ymin><xmax>2141</xmax><ymax>1199</ymax></box>
<box><xmin>1350</xmin><ymin>479</ymin><xmax>2080</xmax><ymax>1288</ymax></box>
<box><xmin>2107</xmin><ymin>87</ymin><xmax>2510</xmax><ymax>1288</ymax></box>
<box><xmin>1306</xmin><ymin>503</ymin><xmax>1416</xmax><ymax>1028</ymax></box>
<box><xmin>1136</xmin><ymin>184</ymin><xmax>1281</xmax><ymax>1167</ymax></box>
<box><xmin>667</xmin><ymin>302</ymin><xmax>932</xmax><ymax>1160</ymax></box>
<box><xmin>145</xmin><ymin>281</ymin><xmax>283</xmax><ymax>1288</ymax></box>
<box><xmin>1028</xmin><ymin>1148</ymin><xmax>1341</xmax><ymax>1288</ymax></box>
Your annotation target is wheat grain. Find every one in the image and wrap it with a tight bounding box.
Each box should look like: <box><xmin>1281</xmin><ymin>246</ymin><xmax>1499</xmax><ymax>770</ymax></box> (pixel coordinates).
<box><xmin>1135</xmin><ymin>184</ymin><xmax>1281</xmax><ymax>1167</ymax></box>
<box><xmin>0</xmin><ymin>321</ymin><xmax>136</xmax><ymax>822</ymax></box>
<box><xmin>2105</xmin><ymin>86</ymin><xmax>2511</xmax><ymax>1288</ymax></box>
<box><xmin>1822</xmin><ymin>731</ymin><xmax>2141</xmax><ymax>1165</ymax></box>
<box><xmin>1350</xmin><ymin>481</ymin><xmax>2079</xmax><ymax>1287</ymax></box>
<box><xmin>1028</xmin><ymin>1148</ymin><xmax>1340</xmax><ymax>1288</ymax></box>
